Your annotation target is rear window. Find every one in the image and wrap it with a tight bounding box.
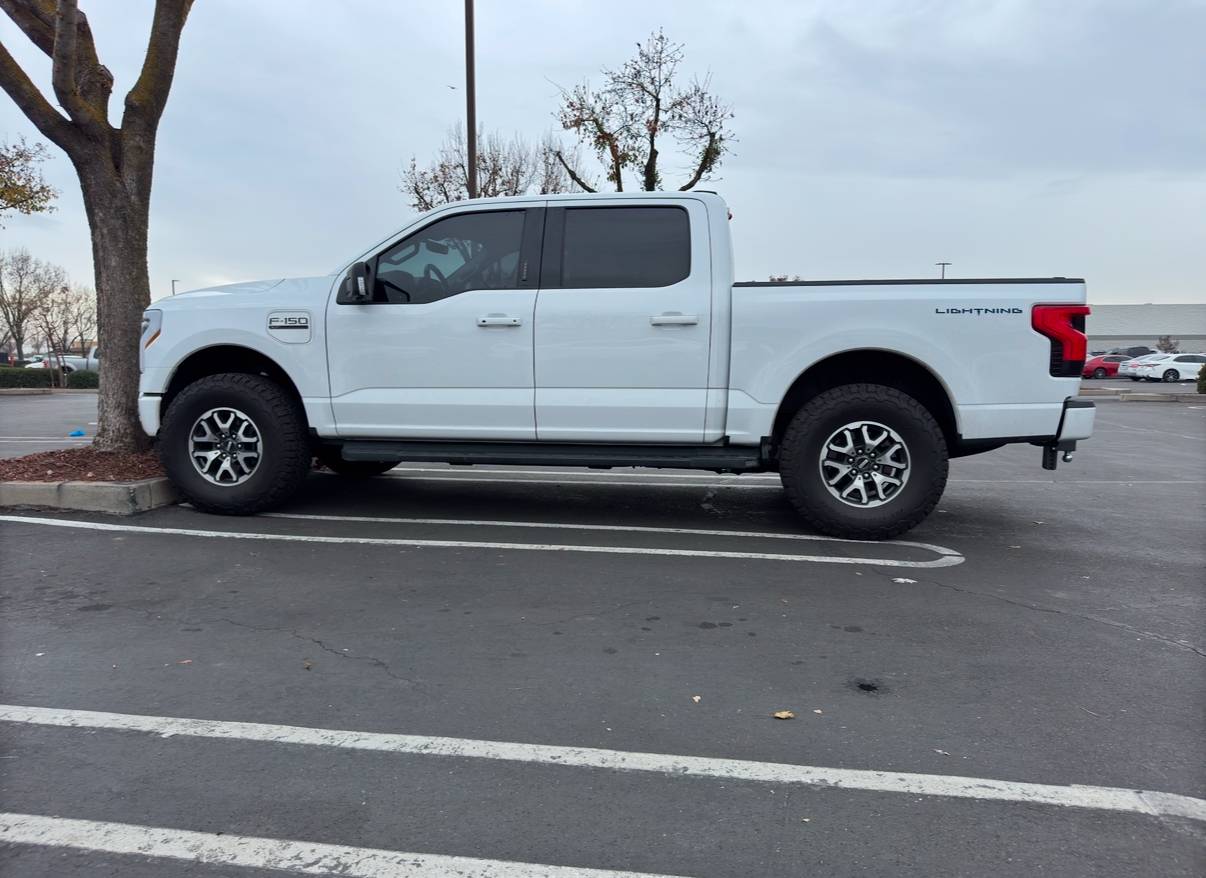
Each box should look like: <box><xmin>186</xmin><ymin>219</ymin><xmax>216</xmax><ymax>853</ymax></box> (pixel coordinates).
<box><xmin>559</xmin><ymin>207</ymin><xmax>690</xmax><ymax>289</ymax></box>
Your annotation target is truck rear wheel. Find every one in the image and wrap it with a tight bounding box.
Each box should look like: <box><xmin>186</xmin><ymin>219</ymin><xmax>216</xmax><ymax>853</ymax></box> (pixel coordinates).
<box><xmin>160</xmin><ymin>373</ymin><xmax>311</xmax><ymax>514</ymax></box>
<box><xmin>778</xmin><ymin>384</ymin><xmax>948</xmax><ymax>540</ymax></box>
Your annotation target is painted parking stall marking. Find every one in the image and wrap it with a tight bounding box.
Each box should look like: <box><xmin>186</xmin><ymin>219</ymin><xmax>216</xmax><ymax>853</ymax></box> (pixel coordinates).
<box><xmin>0</xmin><ymin>514</ymin><xmax>965</xmax><ymax>568</ymax></box>
<box><xmin>0</xmin><ymin>813</ymin><xmax>685</xmax><ymax>878</ymax></box>
<box><xmin>1</xmin><ymin>704</ymin><xmax>1203</xmax><ymax>823</ymax></box>
<box><xmin>260</xmin><ymin>511</ymin><xmax>964</xmax><ymax>561</ymax></box>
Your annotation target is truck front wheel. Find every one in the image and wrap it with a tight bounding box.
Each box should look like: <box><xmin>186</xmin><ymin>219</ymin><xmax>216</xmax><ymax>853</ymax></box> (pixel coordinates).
<box><xmin>778</xmin><ymin>384</ymin><xmax>949</xmax><ymax>540</ymax></box>
<box><xmin>160</xmin><ymin>373</ymin><xmax>311</xmax><ymax>514</ymax></box>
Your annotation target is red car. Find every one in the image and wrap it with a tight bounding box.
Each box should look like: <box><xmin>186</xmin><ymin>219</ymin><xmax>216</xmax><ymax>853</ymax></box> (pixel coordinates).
<box><xmin>1082</xmin><ymin>354</ymin><xmax>1129</xmax><ymax>379</ymax></box>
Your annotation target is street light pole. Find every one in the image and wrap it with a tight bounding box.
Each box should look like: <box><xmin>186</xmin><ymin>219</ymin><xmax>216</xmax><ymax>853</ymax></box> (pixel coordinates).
<box><xmin>465</xmin><ymin>0</ymin><xmax>478</xmax><ymax>199</ymax></box>
<box><xmin>936</xmin><ymin>262</ymin><xmax>951</xmax><ymax>279</ymax></box>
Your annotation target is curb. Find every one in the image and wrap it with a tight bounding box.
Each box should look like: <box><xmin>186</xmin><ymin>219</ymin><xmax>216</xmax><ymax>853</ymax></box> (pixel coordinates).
<box><xmin>1117</xmin><ymin>392</ymin><xmax>1203</xmax><ymax>403</ymax></box>
<box><xmin>0</xmin><ymin>477</ymin><xmax>178</xmax><ymax>515</ymax></box>
<box><xmin>1078</xmin><ymin>392</ymin><xmax>1203</xmax><ymax>404</ymax></box>
<box><xmin>0</xmin><ymin>388</ymin><xmax>52</xmax><ymax>396</ymax></box>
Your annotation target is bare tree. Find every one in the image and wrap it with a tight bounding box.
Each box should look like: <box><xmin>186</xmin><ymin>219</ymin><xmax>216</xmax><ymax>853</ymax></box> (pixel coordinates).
<box><xmin>33</xmin><ymin>277</ymin><xmax>73</xmax><ymax>384</ymax></box>
<box><xmin>402</xmin><ymin>123</ymin><xmax>584</xmax><ymax>212</ymax></box>
<box><xmin>1155</xmin><ymin>335</ymin><xmax>1180</xmax><ymax>353</ymax></box>
<box><xmin>0</xmin><ymin>0</ymin><xmax>194</xmax><ymax>450</ymax></box>
<box><xmin>552</xmin><ymin>29</ymin><xmax>734</xmax><ymax>192</ymax></box>
<box><xmin>0</xmin><ymin>135</ymin><xmax>56</xmax><ymax>223</ymax></box>
<box><xmin>66</xmin><ymin>283</ymin><xmax>96</xmax><ymax>354</ymax></box>
<box><xmin>0</xmin><ymin>248</ymin><xmax>64</xmax><ymax>363</ymax></box>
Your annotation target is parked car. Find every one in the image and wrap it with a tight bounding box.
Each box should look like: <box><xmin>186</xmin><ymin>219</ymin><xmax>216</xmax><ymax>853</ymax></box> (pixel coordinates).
<box><xmin>1139</xmin><ymin>353</ymin><xmax>1205</xmax><ymax>383</ymax></box>
<box><xmin>24</xmin><ymin>347</ymin><xmax>100</xmax><ymax>373</ymax></box>
<box><xmin>138</xmin><ymin>191</ymin><xmax>1095</xmax><ymax>540</ymax></box>
<box><xmin>1118</xmin><ymin>353</ymin><xmax>1169</xmax><ymax>380</ymax></box>
<box><xmin>1082</xmin><ymin>354</ymin><xmax>1130</xmax><ymax>379</ymax></box>
<box><xmin>1108</xmin><ymin>345</ymin><xmax>1154</xmax><ymax>358</ymax></box>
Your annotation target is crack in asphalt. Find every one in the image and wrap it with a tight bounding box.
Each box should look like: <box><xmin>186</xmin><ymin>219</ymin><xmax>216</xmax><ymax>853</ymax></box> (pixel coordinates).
<box><xmin>105</xmin><ymin>603</ymin><xmax>425</xmax><ymax>686</ymax></box>
<box><xmin>868</xmin><ymin>567</ymin><xmax>1206</xmax><ymax>658</ymax></box>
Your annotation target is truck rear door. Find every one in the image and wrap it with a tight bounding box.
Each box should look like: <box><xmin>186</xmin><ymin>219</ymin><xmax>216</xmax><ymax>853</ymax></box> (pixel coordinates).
<box><xmin>533</xmin><ymin>201</ymin><xmax>713</xmax><ymax>442</ymax></box>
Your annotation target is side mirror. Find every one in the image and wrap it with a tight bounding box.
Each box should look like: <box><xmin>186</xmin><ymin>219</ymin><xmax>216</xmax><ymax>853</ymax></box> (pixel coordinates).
<box><xmin>338</xmin><ymin>261</ymin><xmax>372</xmax><ymax>304</ymax></box>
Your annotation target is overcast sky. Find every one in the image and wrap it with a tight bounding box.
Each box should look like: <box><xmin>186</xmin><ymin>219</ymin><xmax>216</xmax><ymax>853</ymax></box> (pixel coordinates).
<box><xmin>1</xmin><ymin>0</ymin><xmax>1203</xmax><ymax>303</ymax></box>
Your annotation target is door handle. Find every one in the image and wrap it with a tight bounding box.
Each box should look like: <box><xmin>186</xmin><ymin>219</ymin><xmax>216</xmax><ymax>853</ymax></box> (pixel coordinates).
<box><xmin>477</xmin><ymin>315</ymin><xmax>523</xmax><ymax>327</ymax></box>
<box><xmin>650</xmin><ymin>313</ymin><xmax>699</xmax><ymax>326</ymax></box>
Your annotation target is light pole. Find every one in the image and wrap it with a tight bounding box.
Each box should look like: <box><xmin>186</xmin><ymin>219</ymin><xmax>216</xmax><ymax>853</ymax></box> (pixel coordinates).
<box><xmin>171</xmin><ymin>279</ymin><xmax>180</xmax><ymax>296</ymax></box>
<box><xmin>464</xmin><ymin>0</ymin><xmax>478</xmax><ymax>199</ymax></box>
<box><xmin>936</xmin><ymin>262</ymin><xmax>951</xmax><ymax>279</ymax></box>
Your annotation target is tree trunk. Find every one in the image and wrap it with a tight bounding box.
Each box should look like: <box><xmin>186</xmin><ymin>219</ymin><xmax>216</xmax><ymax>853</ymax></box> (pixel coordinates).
<box><xmin>77</xmin><ymin>161</ymin><xmax>151</xmax><ymax>452</ymax></box>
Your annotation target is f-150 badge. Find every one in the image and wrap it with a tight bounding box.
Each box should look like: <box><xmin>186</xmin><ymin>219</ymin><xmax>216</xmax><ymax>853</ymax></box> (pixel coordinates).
<box><xmin>267</xmin><ymin>311</ymin><xmax>311</xmax><ymax>343</ymax></box>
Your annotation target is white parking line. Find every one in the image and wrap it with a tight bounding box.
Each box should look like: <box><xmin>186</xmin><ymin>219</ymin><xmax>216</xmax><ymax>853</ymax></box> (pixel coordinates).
<box><xmin>0</xmin><ymin>813</ymin><xmax>682</xmax><ymax>878</ymax></box>
<box><xmin>1</xmin><ymin>705</ymin><xmax>1202</xmax><ymax>822</ymax></box>
<box><xmin>261</xmin><ymin>511</ymin><xmax>964</xmax><ymax>561</ymax></box>
<box><xmin>0</xmin><ymin>515</ymin><xmax>963</xmax><ymax>568</ymax></box>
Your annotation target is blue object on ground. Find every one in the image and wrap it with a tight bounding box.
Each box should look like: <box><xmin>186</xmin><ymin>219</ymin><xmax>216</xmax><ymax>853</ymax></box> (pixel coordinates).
<box><xmin>68</xmin><ymin>429</ymin><xmax>86</xmax><ymax>437</ymax></box>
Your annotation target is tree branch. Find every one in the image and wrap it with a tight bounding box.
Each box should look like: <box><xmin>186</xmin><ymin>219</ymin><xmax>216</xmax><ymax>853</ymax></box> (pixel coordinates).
<box><xmin>0</xmin><ymin>0</ymin><xmax>57</xmax><ymax>57</ymax></box>
<box><xmin>121</xmin><ymin>0</ymin><xmax>193</xmax><ymax>136</ymax></box>
<box><xmin>0</xmin><ymin>39</ymin><xmax>76</xmax><ymax>151</ymax></box>
<box><xmin>678</xmin><ymin>131</ymin><xmax>716</xmax><ymax>191</ymax></box>
<box><xmin>553</xmin><ymin>150</ymin><xmax>596</xmax><ymax>193</ymax></box>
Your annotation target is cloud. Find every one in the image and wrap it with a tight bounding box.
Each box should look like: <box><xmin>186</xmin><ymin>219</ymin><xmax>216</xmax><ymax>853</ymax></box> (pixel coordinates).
<box><xmin>0</xmin><ymin>0</ymin><xmax>1201</xmax><ymax>303</ymax></box>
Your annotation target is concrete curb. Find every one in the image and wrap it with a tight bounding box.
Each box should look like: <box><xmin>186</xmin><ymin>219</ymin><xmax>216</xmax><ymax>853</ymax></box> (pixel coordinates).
<box><xmin>1117</xmin><ymin>392</ymin><xmax>1203</xmax><ymax>403</ymax></box>
<box><xmin>0</xmin><ymin>477</ymin><xmax>178</xmax><ymax>515</ymax></box>
<box><xmin>1078</xmin><ymin>391</ymin><xmax>1203</xmax><ymax>403</ymax></box>
<box><xmin>0</xmin><ymin>387</ymin><xmax>52</xmax><ymax>396</ymax></box>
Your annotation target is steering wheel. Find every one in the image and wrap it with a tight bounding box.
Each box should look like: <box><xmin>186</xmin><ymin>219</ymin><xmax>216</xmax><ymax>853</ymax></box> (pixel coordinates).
<box><xmin>423</xmin><ymin>263</ymin><xmax>450</xmax><ymax>296</ymax></box>
<box><xmin>376</xmin><ymin>276</ymin><xmax>411</xmax><ymax>303</ymax></box>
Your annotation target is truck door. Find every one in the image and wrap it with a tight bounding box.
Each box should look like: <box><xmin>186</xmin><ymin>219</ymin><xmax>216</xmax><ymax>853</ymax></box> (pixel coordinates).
<box><xmin>326</xmin><ymin>206</ymin><xmax>543</xmax><ymax>439</ymax></box>
<box><xmin>533</xmin><ymin>201</ymin><xmax>712</xmax><ymax>442</ymax></box>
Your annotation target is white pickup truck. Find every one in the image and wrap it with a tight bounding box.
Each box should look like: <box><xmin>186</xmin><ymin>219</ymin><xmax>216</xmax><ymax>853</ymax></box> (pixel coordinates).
<box><xmin>138</xmin><ymin>191</ymin><xmax>1094</xmax><ymax>538</ymax></box>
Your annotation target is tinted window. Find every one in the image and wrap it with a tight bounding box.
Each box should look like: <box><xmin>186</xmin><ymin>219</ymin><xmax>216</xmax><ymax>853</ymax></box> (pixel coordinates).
<box><xmin>375</xmin><ymin>211</ymin><xmax>524</xmax><ymax>304</ymax></box>
<box><xmin>1105</xmin><ymin>356</ymin><xmax>1127</xmax><ymax>362</ymax></box>
<box><xmin>559</xmin><ymin>207</ymin><xmax>689</xmax><ymax>289</ymax></box>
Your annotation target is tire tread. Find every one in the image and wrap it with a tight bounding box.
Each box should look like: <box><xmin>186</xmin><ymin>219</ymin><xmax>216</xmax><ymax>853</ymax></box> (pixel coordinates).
<box><xmin>778</xmin><ymin>383</ymin><xmax>948</xmax><ymax>540</ymax></box>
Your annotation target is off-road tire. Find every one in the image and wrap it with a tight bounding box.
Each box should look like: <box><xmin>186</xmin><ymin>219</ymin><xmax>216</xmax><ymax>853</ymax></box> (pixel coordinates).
<box><xmin>778</xmin><ymin>383</ymin><xmax>948</xmax><ymax>540</ymax></box>
<box><xmin>160</xmin><ymin>373</ymin><xmax>310</xmax><ymax>514</ymax></box>
<box><xmin>316</xmin><ymin>448</ymin><xmax>397</xmax><ymax>478</ymax></box>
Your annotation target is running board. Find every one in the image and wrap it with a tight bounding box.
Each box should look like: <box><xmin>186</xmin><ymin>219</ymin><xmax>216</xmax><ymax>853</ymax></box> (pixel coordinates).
<box><xmin>335</xmin><ymin>440</ymin><xmax>765</xmax><ymax>473</ymax></box>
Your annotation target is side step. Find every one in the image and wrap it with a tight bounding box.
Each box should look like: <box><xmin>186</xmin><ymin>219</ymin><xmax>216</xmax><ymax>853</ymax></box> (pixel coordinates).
<box><xmin>336</xmin><ymin>440</ymin><xmax>765</xmax><ymax>473</ymax></box>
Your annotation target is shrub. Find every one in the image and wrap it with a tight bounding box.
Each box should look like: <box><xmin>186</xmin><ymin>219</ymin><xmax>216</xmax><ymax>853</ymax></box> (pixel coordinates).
<box><xmin>0</xmin><ymin>366</ymin><xmax>53</xmax><ymax>388</ymax></box>
<box><xmin>1198</xmin><ymin>366</ymin><xmax>1206</xmax><ymax>395</ymax></box>
<box><xmin>66</xmin><ymin>369</ymin><xmax>99</xmax><ymax>389</ymax></box>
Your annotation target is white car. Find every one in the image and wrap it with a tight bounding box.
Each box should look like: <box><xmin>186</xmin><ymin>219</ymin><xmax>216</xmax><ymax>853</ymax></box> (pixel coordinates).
<box><xmin>1139</xmin><ymin>353</ymin><xmax>1205</xmax><ymax>383</ymax></box>
<box><xmin>138</xmin><ymin>191</ymin><xmax>1095</xmax><ymax>539</ymax></box>
<box><xmin>1118</xmin><ymin>353</ymin><xmax>1169</xmax><ymax>380</ymax></box>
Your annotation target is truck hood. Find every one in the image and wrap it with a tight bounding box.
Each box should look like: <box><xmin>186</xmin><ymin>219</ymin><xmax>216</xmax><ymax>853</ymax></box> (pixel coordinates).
<box><xmin>155</xmin><ymin>275</ymin><xmax>335</xmax><ymax>310</ymax></box>
<box><xmin>171</xmin><ymin>278</ymin><xmax>286</xmax><ymax>299</ymax></box>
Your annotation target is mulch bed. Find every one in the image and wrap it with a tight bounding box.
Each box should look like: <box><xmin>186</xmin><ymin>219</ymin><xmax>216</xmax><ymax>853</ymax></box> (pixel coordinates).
<box><xmin>0</xmin><ymin>447</ymin><xmax>164</xmax><ymax>483</ymax></box>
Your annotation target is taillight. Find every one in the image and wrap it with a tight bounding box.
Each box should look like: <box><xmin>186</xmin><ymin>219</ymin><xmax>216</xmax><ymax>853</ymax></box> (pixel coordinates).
<box><xmin>1032</xmin><ymin>304</ymin><xmax>1090</xmax><ymax>377</ymax></box>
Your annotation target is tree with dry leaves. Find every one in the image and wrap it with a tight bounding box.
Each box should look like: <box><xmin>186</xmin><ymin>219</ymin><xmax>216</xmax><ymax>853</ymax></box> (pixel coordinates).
<box><xmin>0</xmin><ymin>135</ymin><xmax>56</xmax><ymax>223</ymax></box>
<box><xmin>552</xmin><ymin>29</ymin><xmax>734</xmax><ymax>192</ymax></box>
<box><xmin>0</xmin><ymin>248</ymin><xmax>65</xmax><ymax>364</ymax></box>
<box><xmin>0</xmin><ymin>0</ymin><xmax>193</xmax><ymax>450</ymax></box>
<box><xmin>402</xmin><ymin>123</ymin><xmax>585</xmax><ymax>212</ymax></box>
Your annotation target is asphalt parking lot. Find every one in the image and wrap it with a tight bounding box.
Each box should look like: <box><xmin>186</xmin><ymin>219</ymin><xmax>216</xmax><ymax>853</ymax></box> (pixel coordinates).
<box><xmin>1</xmin><ymin>394</ymin><xmax>1203</xmax><ymax>876</ymax></box>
